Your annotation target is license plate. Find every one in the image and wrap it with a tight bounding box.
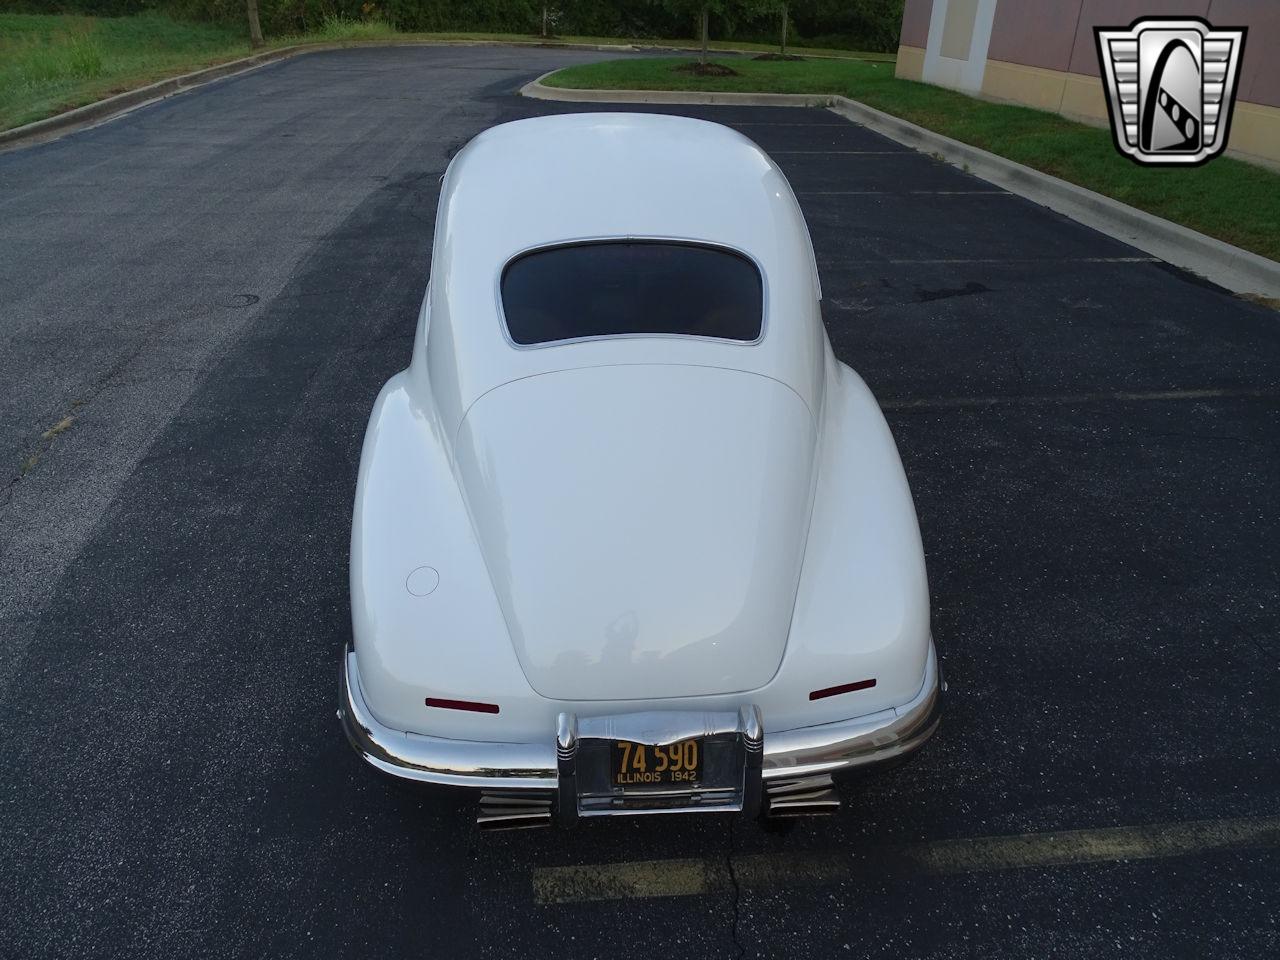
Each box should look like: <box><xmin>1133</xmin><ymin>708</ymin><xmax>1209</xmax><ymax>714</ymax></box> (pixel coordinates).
<box><xmin>612</xmin><ymin>739</ymin><xmax>703</xmax><ymax>787</ymax></box>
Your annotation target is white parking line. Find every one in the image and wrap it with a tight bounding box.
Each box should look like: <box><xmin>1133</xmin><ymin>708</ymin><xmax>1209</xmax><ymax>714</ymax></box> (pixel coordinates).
<box><xmin>732</xmin><ymin>122</ymin><xmax>852</xmax><ymax>127</ymax></box>
<box><xmin>879</xmin><ymin>386</ymin><xmax>1277</xmax><ymax>411</ymax></box>
<box><xmin>812</xmin><ymin>256</ymin><xmax>1160</xmax><ymax>266</ymax></box>
<box><xmin>770</xmin><ymin>149</ymin><xmax>910</xmax><ymax>154</ymax></box>
<box><xmin>883</xmin><ymin>256</ymin><xmax>1159</xmax><ymax>264</ymax></box>
<box><xmin>797</xmin><ymin>190</ymin><xmax>1013</xmax><ymax>195</ymax></box>
<box><xmin>532</xmin><ymin>815</ymin><xmax>1280</xmax><ymax>905</ymax></box>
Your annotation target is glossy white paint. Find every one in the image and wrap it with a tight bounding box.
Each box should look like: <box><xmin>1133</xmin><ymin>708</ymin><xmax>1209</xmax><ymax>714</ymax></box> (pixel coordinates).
<box><xmin>422</xmin><ymin>113</ymin><xmax>827</xmax><ymax>437</ymax></box>
<box><xmin>455</xmin><ymin>363</ymin><xmax>815</xmax><ymax>700</ymax></box>
<box><xmin>350</xmin><ymin>113</ymin><xmax>932</xmax><ymax>746</ymax></box>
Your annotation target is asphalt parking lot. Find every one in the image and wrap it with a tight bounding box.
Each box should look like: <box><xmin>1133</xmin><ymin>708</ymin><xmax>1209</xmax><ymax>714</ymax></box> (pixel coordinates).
<box><xmin>2</xmin><ymin>46</ymin><xmax>1278</xmax><ymax>959</ymax></box>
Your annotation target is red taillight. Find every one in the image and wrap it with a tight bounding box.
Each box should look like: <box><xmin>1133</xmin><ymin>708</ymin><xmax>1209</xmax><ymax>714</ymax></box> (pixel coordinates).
<box><xmin>424</xmin><ymin>697</ymin><xmax>500</xmax><ymax>714</ymax></box>
<box><xmin>809</xmin><ymin>678</ymin><xmax>876</xmax><ymax>701</ymax></box>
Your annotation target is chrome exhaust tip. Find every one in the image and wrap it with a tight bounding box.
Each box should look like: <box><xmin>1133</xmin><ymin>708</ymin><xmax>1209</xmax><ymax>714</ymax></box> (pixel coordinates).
<box><xmin>763</xmin><ymin>774</ymin><xmax>841</xmax><ymax>818</ymax></box>
<box><xmin>476</xmin><ymin>791</ymin><xmax>553</xmax><ymax>830</ymax></box>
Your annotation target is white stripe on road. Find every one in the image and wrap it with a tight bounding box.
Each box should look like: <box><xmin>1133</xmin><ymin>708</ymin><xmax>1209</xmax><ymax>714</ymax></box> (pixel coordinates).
<box><xmin>893</xmin><ymin>256</ymin><xmax>1158</xmax><ymax>263</ymax></box>
<box><xmin>879</xmin><ymin>386</ymin><xmax>1276</xmax><ymax>411</ymax></box>
<box><xmin>770</xmin><ymin>149</ymin><xmax>910</xmax><ymax>154</ymax></box>
<box><xmin>814</xmin><ymin>257</ymin><xmax>1160</xmax><ymax>265</ymax></box>
<box><xmin>797</xmin><ymin>189</ymin><xmax>1013</xmax><ymax>195</ymax></box>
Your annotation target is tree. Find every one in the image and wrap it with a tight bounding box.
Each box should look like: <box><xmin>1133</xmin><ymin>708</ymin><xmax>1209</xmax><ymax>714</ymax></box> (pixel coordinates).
<box><xmin>246</xmin><ymin>0</ymin><xmax>264</xmax><ymax>49</ymax></box>
<box><xmin>657</xmin><ymin>0</ymin><xmax>742</xmax><ymax>65</ymax></box>
<box><xmin>792</xmin><ymin>0</ymin><xmax>906</xmax><ymax>53</ymax></box>
<box><xmin>758</xmin><ymin>0</ymin><xmax>810</xmax><ymax>56</ymax></box>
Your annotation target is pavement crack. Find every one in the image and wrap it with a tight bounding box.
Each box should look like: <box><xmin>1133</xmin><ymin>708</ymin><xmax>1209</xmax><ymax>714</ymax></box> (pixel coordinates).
<box><xmin>726</xmin><ymin>820</ymin><xmax>746</xmax><ymax>959</ymax></box>
<box><xmin>4</xmin><ymin>316</ymin><xmax>157</xmax><ymax>497</ymax></box>
<box><xmin>3</xmin><ymin>295</ymin><xmax>246</xmax><ymax>499</ymax></box>
<box><xmin>4</xmin><ymin>403</ymin><xmax>85</xmax><ymax>503</ymax></box>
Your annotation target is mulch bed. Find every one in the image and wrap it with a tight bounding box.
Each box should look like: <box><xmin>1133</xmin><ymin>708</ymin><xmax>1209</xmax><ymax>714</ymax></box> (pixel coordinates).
<box><xmin>674</xmin><ymin>62</ymin><xmax>739</xmax><ymax>77</ymax></box>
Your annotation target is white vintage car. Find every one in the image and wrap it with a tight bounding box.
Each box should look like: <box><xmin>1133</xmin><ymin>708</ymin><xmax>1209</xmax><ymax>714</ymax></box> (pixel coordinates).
<box><xmin>339</xmin><ymin>113</ymin><xmax>941</xmax><ymax>828</ymax></box>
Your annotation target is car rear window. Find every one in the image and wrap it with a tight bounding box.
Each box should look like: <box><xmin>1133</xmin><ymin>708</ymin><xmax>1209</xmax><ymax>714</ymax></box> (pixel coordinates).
<box><xmin>500</xmin><ymin>241</ymin><xmax>763</xmax><ymax>346</ymax></box>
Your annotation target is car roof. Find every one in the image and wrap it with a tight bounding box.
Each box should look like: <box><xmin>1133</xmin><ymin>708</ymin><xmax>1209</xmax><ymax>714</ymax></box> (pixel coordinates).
<box><xmin>424</xmin><ymin>113</ymin><xmax>827</xmax><ymax>434</ymax></box>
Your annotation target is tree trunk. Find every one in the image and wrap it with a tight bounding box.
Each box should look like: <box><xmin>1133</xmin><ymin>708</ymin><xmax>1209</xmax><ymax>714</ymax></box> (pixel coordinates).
<box><xmin>542</xmin><ymin>5</ymin><xmax>548</xmax><ymax>39</ymax></box>
<box><xmin>780</xmin><ymin>5</ymin><xmax>789</xmax><ymax>56</ymax></box>
<box><xmin>246</xmin><ymin>0</ymin><xmax>264</xmax><ymax>49</ymax></box>
<box><xmin>700</xmin><ymin>7</ymin><xmax>709</xmax><ymax>65</ymax></box>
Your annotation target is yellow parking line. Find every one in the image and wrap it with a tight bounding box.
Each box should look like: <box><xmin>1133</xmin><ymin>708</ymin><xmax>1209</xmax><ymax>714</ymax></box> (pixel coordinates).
<box><xmin>535</xmin><ymin>858</ymin><xmax>721</xmax><ymax>905</ymax></box>
<box><xmin>532</xmin><ymin>815</ymin><xmax>1280</xmax><ymax>905</ymax></box>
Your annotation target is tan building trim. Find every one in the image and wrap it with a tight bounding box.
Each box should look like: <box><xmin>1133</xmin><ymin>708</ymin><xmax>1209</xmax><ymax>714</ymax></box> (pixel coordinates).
<box><xmin>1058</xmin><ymin>72</ymin><xmax>1108</xmax><ymax>126</ymax></box>
<box><xmin>980</xmin><ymin>60</ymin><xmax>1070</xmax><ymax>113</ymax></box>
<box><xmin>979</xmin><ymin>61</ymin><xmax>1108</xmax><ymax>127</ymax></box>
<box><xmin>976</xmin><ymin>57</ymin><xmax>1280</xmax><ymax>167</ymax></box>
<box><xmin>896</xmin><ymin>45</ymin><xmax>926</xmax><ymax>82</ymax></box>
<box><xmin>1229</xmin><ymin>100</ymin><xmax>1280</xmax><ymax>170</ymax></box>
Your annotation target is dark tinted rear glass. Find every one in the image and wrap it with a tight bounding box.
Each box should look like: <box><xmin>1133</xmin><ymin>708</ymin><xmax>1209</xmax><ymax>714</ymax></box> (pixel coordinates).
<box><xmin>500</xmin><ymin>242</ymin><xmax>763</xmax><ymax>346</ymax></box>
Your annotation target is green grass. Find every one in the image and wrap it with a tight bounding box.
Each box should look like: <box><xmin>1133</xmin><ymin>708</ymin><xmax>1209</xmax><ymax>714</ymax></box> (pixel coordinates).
<box><xmin>546</xmin><ymin>57</ymin><xmax>1280</xmax><ymax>263</ymax></box>
<box><xmin>0</xmin><ymin>13</ymin><xmax>248</xmax><ymax>131</ymax></box>
<box><xmin>0</xmin><ymin>13</ymin><xmax>890</xmax><ymax>134</ymax></box>
<box><xmin>632</xmin><ymin>37</ymin><xmax>894</xmax><ymax>60</ymax></box>
<box><xmin>311</xmin><ymin>14</ymin><xmax>399</xmax><ymax>43</ymax></box>
<box><xmin>378</xmin><ymin>33</ymin><xmax>893</xmax><ymax>61</ymax></box>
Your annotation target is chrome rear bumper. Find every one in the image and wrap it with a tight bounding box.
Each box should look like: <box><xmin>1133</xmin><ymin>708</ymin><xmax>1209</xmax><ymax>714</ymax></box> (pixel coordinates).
<box><xmin>338</xmin><ymin>642</ymin><xmax>941</xmax><ymax>819</ymax></box>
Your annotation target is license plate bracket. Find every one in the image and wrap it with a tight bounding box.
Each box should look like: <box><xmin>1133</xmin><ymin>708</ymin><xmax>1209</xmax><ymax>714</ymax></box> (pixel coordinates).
<box><xmin>556</xmin><ymin>707</ymin><xmax>764</xmax><ymax>822</ymax></box>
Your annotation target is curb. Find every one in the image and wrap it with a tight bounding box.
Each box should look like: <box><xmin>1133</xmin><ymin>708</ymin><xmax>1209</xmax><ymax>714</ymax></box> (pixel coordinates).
<box><xmin>0</xmin><ymin>43</ymin><xmax>311</xmax><ymax>151</ymax></box>
<box><xmin>521</xmin><ymin>83</ymin><xmax>834</xmax><ymax>108</ymax></box>
<box><xmin>522</xmin><ymin>74</ymin><xmax>1280</xmax><ymax>300</ymax></box>
<box><xmin>0</xmin><ymin>39</ymin><xmax>644</xmax><ymax>153</ymax></box>
<box><xmin>0</xmin><ymin>40</ymin><xmax>885</xmax><ymax>154</ymax></box>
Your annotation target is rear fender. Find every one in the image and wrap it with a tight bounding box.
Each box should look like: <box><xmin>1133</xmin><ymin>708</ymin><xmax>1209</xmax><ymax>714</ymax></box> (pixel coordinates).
<box><xmin>770</xmin><ymin>354</ymin><xmax>932</xmax><ymax>726</ymax></box>
<box><xmin>350</xmin><ymin>372</ymin><xmax>535</xmax><ymax>739</ymax></box>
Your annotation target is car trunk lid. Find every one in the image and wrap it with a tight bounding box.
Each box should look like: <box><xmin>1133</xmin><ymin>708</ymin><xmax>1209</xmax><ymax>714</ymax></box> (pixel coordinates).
<box><xmin>454</xmin><ymin>363</ymin><xmax>816</xmax><ymax>701</ymax></box>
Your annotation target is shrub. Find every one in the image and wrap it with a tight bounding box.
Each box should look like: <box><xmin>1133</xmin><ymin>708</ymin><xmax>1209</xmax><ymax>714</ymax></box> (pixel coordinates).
<box><xmin>65</xmin><ymin>33</ymin><xmax>106</xmax><ymax>77</ymax></box>
<box><xmin>314</xmin><ymin>14</ymin><xmax>398</xmax><ymax>41</ymax></box>
<box><xmin>1</xmin><ymin>1</ymin><xmax>907</xmax><ymax>52</ymax></box>
<box><xmin>6</xmin><ymin>29</ymin><xmax>107</xmax><ymax>88</ymax></box>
